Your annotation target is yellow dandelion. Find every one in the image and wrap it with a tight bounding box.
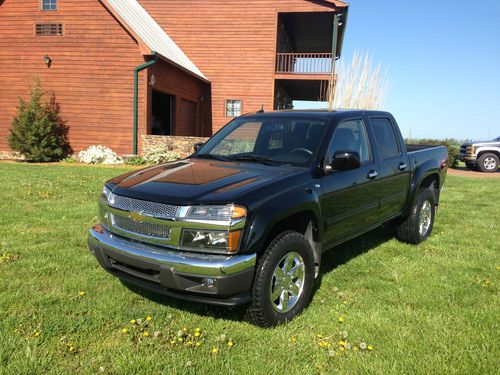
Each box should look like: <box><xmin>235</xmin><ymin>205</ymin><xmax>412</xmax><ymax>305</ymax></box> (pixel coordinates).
<box><xmin>178</xmin><ymin>337</ymin><xmax>183</xmax><ymax>342</ymax></box>
<box><xmin>143</xmin><ymin>331</ymin><xmax>150</xmax><ymax>337</ymax></box>
<box><xmin>195</xmin><ymin>342</ymin><xmax>201</xmax><ymax>347</ymax></box>
<box><xmin>194</xmin><ymin>332</ymin><xmax>200</xmax><ymax>337</ymax></box>
<box><xmin>146</xmin><ymin>316</ymin><xmax>152</xmax><ymax>321</ymax></box>
<box><xmin>130</xmin><ymin>319</ymin><xmax>136</xmax><ymax>324</ymax></box>
<box><xmin>182</xmin><ymin>327</ymin><xmax>188</xmax><ymax>332</ymax></box>
<box><xmin>368</xmin><ymin>345</ymin><xmax>373</xmax><ymax>351</ymax></box>
<box><xmin>195</xmin><ymin>327</ymin><xmax>201</xmax><ymax>332</ymax></box>
<box><xmin>34</xmin><ymin>331</ymin><xmax>41</xmax><ymax>337</ymax></box>
<box><xmin>69</xmin><ymin>346</ymin><xmax>76</xmax><ymax>353</ymax></box>
<box><xmin>79</xmin><ymin>291</ymin><xmax>85</xmax><ymax>297</ymax></box>
<box><xmin>121</xmin><ymin>328</ymin><xmax>128</xmax><ymax>334</ymax></box>
<box><xmin>170</xmin><ymin>340</ymin><xmax>176</xmax><ymax>345</ymax></box>
<box><xmin>338</xmin><ymin>316</ymin><xmax>345</xmax><ymax>323</ymax></box>
<box><xmin>227</xmin><ymin>341</ymin><xmax>234</xmax><ymax>347</ymax></box>
<box><xmin>291</xmin><ymin>336</ymin><xmax>297</xmax><ymax>343</ymax></box>
<box><xmin>212</xmin><ymin>347</ymin><xmax>219</xmax><ymax>354</ymax></box>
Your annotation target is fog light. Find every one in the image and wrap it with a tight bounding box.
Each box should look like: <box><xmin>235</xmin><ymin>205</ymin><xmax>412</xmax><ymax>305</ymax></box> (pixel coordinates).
<box><xmin>202</xmin><ymin>278</ymin><xmax>217</xmax><ymax>288</ymax></box>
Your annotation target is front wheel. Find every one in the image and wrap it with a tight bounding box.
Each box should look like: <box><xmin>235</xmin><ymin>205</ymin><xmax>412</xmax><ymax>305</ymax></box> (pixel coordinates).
<box><xmin>396</xmin><ymin>188</ymin><xmax>436</xmax><ymax>244</ymax></box>
<box><xmin>246</xmin><ymin>231</ymin><xmax>315</xmax><ymax>327</ymax></box>
<box><xmin>477</xmin><ymin>153</ymin><xmax>499</xmax><ymax>173</ymax></box>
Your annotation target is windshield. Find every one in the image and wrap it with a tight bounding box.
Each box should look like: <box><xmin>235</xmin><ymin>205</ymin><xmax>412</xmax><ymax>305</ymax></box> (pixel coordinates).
<box><xmin>195</xmin><ymin>117</ymin><xmax>328</xmax><ymax>167</ymax></box>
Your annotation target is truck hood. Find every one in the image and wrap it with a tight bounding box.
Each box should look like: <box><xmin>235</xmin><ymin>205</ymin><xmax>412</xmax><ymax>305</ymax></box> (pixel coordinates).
<box><xmin>108</xmin><ymin>158</ymin><xmax>304</xmax><ymax>205</ymax></box>
<box><xmin>461</xmin><ymin>140</ymin><xmax>500</xmax><ymax>147</ymax></box>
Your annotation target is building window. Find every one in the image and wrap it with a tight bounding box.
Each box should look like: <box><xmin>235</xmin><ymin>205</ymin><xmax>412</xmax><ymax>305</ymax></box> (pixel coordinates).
<box><xmin>225</xmin><ymin>100</ymin><xmax>242</xmax><ymax>117</ymax></box>
<box><xmin>35</xmin><ymin>23</ymin><xmax>63</xmax><ymax>36</ymax></box>
<box><xmin>41</xmin><ymin>0</ymin><xmax>57</xmax><ymax>11</ymax></box>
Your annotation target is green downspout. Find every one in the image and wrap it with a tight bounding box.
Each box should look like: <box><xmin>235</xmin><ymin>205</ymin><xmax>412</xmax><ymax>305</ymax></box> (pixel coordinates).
<box><xmin>133</xmin><ymin>52</ymin><xmax>157</xmax><ymax>155</ymax></box>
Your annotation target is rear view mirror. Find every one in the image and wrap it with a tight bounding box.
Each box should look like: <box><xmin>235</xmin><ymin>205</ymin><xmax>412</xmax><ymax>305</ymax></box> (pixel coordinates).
<box><xmin>193</xmin><ymin>142</ymin><xmax>205</xmax><ymax>152</ymax></box>
<box><xmin>326</xmin><ymin>150</ymin><xmax>361</xmax><ymax>173</ymax></box>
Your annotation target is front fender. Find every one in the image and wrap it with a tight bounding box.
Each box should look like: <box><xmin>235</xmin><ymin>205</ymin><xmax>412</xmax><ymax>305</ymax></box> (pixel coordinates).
<box><xmin>239</xmin><ymin>187</ymin><xmax>321</xmax><ymax>255</ymax></box>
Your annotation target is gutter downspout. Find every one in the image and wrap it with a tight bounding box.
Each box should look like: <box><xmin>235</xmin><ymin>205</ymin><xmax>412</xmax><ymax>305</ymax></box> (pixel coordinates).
<box><xmin>133</xmin><ymin>52</ymin><xmax>157</xmax><ymax>155</ymax></box>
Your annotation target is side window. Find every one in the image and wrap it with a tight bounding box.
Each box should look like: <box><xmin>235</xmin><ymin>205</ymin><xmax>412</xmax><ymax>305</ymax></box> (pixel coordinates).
<box><xmin>370</xmin><ymin>118</ymin><xmax>400</xmax><ymax>159</ymax></box>
<box><xmin>328</xmin><ymin>119</ymin><xmax>372</xmax><ymax>163</ymax></box>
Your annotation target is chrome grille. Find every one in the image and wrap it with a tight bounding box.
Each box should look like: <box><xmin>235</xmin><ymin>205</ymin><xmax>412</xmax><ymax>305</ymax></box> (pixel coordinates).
<box><xmin>109</xmin><ymin>193</ymin><xmax>179</xmax><ymax>218</ymax></box>
<box><xmin>111</xmin><ymin>214</ymin><xmax>171</xmax><ymax>239</ymax></box>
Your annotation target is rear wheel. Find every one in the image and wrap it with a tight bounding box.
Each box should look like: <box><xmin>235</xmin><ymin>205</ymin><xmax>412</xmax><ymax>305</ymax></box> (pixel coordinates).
<box><xmin>477</xmin><ymin>153</ymin><xmax>499</xmax><ymax>173</ymax></box>
<box><xmin>396</xmin><ymin>188</ymin><xmax>436</xmax><ymax>244</ymax></box>
<box><xmin>246</xmin><ymin>231</ymin><xmax>314</xmax><ymax>327</ymax></box>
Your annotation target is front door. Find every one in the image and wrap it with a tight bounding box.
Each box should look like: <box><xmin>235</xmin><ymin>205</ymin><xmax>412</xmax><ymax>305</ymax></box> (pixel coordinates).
<box><xmin>321</xmin><ymin>118</ymin><xmax>380</xmax><ymax>245</ymax></box>
<box><xmin>151</xmin><ymin>90</ymin><xmax>174</xmax><ymax>135</ymax></box>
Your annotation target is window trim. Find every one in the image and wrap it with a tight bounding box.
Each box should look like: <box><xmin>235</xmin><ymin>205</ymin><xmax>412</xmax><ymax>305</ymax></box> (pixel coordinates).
<box><xmin>40</xmin><ymin>0</ymin><xmax>58</xmax><ymax>11</ymax></box>
<box><xmin>368</xmin><ymin>116</ymin><xmax>402</xmax><ymax>160</ymax></box>
<box><xmin>35</xmin><ymin>23</ymin><xmax>64</xmax><ymax>36</ymax></box>
<box><xmin>327</xmin><ymin>117</ymin><xmax>374</xmax><ymax>165</ymax></box>
<box><xmin>224</xmin><ymin>99</ymin><xmax>242</xmax><ymax>118</ymax></box>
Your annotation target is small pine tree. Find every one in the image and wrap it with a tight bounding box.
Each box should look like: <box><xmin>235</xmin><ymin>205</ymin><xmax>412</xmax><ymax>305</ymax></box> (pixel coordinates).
<box><xmin>8</xmin><ymin>78</ymin><xmax>70</xmax><ymax>162</ymax></box>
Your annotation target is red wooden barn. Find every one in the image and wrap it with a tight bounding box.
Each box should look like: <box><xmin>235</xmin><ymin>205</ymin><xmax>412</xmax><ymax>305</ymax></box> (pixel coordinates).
<box><xmin>0</xmin><ymin>0</ymin><xmax>348</xmax><ymax>156</ymax></box>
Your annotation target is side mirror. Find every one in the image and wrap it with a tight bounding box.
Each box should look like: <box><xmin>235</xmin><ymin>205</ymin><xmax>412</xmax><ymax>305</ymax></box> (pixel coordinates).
<box><xmin>193</xmin><ymin>142</ymin><xmax>205</xmax><ymax>152</ymax></box>
<box><xmin>326</xmin><ymin>150</ymin><xmax>361</xmax><ymax>173</ymax></box>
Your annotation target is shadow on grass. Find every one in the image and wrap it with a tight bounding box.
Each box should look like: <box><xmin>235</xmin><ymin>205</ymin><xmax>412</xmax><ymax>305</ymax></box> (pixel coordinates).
<box><xmin>121</xmin><ymin>226</ymin><xmax>394</xmax><ymax>323</ymax></box>
<box><xmin>121</xmin><ymin>281</ymin><xmax>248</xmax><ymax>323</ymax></box>
<box><xmin>313</xmin><ymin>226</ymin><xmax>394</xmax><ymax>295</ymax></box>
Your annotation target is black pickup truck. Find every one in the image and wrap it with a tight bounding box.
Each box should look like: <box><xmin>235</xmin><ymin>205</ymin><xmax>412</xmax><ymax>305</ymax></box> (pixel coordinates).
<box><xmin>88</xmin><ymin>110</ymin><xmax>448</xmax><ymax>326</ymax></box>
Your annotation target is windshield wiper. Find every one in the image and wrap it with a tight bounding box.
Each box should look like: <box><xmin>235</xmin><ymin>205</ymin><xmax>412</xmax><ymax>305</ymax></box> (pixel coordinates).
<box><xmin>227</xmin><ymin>155</ymin><xmax>279</xmax><ymax>165</ymax></box>
<box><xmin>194</xmin><ymin>154</ymin><xmax>232</xmax><ymax>162</ymax></box>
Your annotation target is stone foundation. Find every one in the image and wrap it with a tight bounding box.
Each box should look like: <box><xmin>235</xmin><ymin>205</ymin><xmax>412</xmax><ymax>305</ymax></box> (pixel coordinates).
<box><xmin>141</xmin><ymin>135</ymin><xmax>210</xmax><ymax>159</ymax></box>
<box><xmin>0</xmin><ymin>151</ymin><xmax>24</xmax><ymax>160</ymax></box>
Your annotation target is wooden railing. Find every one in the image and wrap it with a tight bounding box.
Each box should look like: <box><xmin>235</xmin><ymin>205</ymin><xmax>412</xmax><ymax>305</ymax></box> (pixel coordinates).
<box><xmin>275</xmin><ymin>53</ymin><xmax>333</xmax><ymax>74</ymax></box>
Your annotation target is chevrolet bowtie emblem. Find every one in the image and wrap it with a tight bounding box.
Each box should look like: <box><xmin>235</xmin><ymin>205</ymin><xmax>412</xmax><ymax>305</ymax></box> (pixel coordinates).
<box><xmin>128</xmin><ymin>211</ymin><xmax>145</xmax><ymax>222</ymax></box>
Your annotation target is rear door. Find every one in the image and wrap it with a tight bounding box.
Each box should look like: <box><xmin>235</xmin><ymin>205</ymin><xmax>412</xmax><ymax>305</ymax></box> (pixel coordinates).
<box><xmin>321</xmin><ymin>118</ymin><xmax>380</xmax><ymax>244</ymax></box>
<box><xmin>367</xmin><ymin>116</ymin><xmax>411</xmax><ymax>220</ymax></box>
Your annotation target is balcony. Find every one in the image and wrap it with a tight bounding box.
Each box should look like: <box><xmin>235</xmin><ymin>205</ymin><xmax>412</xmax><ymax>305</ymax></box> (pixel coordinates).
<box><xmin>273</xmin><ymin>11</ymin><xmax>344</xmax><ymax>109</ymax></box>
<box><xmin>275</xmin><ymin>53</ymin><xmax>333</xmax><ymax>75</ymax></box>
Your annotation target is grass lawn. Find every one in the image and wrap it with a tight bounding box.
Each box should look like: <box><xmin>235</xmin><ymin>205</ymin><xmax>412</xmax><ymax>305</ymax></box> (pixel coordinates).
<box><xmin>0</xmin><ymin>163</ymin><xmax>498</xmax><ymax>374</ymax></box>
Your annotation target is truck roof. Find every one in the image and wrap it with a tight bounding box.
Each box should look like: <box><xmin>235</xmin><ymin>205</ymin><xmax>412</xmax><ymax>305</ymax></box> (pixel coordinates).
<box><xmin>241</xmin><ymin>109</ymin><xmax>393</xmax><ymax>120</ymax></box>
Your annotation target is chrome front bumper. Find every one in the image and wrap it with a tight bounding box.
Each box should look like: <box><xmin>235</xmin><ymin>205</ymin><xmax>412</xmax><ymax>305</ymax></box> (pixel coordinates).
<box><xmin>88</xmin><ymin>228</ymin><xmax>256</xmax><ymax>305</ymax></box>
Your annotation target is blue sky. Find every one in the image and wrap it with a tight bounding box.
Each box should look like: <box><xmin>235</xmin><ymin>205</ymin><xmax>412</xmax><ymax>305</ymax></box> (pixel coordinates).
<box><xmin>295</xmin><ymin>0</ymin><xmax>500</xmax><ymax>141</ymax></box>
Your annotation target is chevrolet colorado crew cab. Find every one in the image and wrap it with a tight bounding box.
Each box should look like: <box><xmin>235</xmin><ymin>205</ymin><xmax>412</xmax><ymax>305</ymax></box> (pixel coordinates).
<box><xmin>88</xmin><ymin>110</ymin><xmax>448</xmax><ymax>327</ymax></box>
<box><xmin>459</xmin><ymin>137</ymin><xmax>500</xmax><ymax>172</ymax></box>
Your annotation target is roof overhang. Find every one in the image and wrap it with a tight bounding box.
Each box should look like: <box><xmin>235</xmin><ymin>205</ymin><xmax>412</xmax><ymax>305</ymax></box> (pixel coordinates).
<box><xmin>100</xmin><ymin>0</ymin><xmax>209</xmax><ymax>83</ymax></box>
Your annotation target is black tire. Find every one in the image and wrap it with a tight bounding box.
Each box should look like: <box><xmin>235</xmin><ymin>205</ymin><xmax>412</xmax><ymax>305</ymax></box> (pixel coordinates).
<box><xmin>245</xmin><ymin>231</ymin><xmax>315</xmax><ymax>327</ymax></box>
<box><xmin>477</xmin><ymin>153</ymin><xmax>499</xmax><ymax>173</ymax></box>
<box><xmin>396</xmin><ymin>188</ymin><xmax>436</xmax><ymax>244</ymax></box>
<box><xmin>465</xmin><ymin>162</ymin><xmax>478</xmax><ymax>171</ymax></box>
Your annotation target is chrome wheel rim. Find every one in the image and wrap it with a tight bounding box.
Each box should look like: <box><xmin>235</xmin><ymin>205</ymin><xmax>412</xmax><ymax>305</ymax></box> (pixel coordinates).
<box><xmin>270</xmin><ymin>252</ymin><xmax>305</xmax><ymax>313</ymax></box>
<box><xmin>483</xmin><ymin>157</ymin><xmax>497</xmax><ymax>170</ymax></box>
<box><xmin>419</xmin><ymin>200</ymin><xmax>432</xmax><ymax>236</ymax></box>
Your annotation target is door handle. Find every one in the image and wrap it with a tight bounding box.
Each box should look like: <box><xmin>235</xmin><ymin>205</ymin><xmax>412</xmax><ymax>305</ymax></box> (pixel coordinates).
<box><xmin>367</xmin><ymin>170</ymin><xmax>378</xmax><ymax>179</ymax></box>
<box><xmin>398</xmin><ymin>163</ymin><xmax>408</xmax><ymax>171</ymax></box>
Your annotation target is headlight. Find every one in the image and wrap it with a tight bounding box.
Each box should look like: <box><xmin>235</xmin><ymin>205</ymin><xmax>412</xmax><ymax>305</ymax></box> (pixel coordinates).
<box><xmin>101</xmin><ymin>185</ymin><xmax>112</xmax><ymax>202</ymax></box>
<box><xmin>466</xmin><ymin>146</ymin><xmax>475</xmax><ymax>154</ymax></box>
<box><xmin>185</xmin><ymin>204</ymin><xmax>247</xmax><ymax>221</ymax></box>
<box><xmin>181</xmin><ymin>229</ymin><xmax>241</xmax><ymax>253</ymax></box>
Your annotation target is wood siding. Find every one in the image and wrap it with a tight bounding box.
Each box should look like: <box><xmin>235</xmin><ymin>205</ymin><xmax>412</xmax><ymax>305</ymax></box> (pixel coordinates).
<box><xmin>0</xmin><ymin>0</ymin><xmax>149</xmax><ymax>154</ymax></box>
<box><xmin>139</xmin><ymin>0</ymin><xmax>340</xmax><ymax>133</ymax></box>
